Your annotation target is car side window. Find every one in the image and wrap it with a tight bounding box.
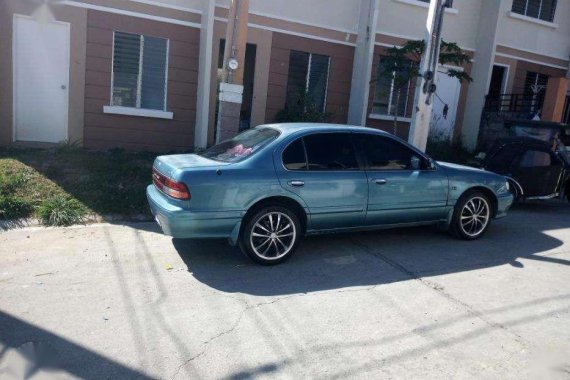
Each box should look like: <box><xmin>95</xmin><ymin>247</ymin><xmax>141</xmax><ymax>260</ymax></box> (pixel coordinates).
<box><xmin>487</xmin><ymin>144</ymin><xmax>523</xmax><ymax>172</ymax></box>
<box><xmin>519</xmin><ymin>150</ymin><xmax>555</xmax><ymax>168</ymax></box>
<box><xmin>282</xmin><ymin>138</ymin><xmax>307</xmax><ymax>170</ymax></box>
<box><xmin>303</xmin><ymin>133</ymin><xmax>359</xmax><ymax>170</ymax></box>
<box><xmin>356</xmin><ymin>134</ymin><xmax>424</xmax><ymax>170</ymax></box>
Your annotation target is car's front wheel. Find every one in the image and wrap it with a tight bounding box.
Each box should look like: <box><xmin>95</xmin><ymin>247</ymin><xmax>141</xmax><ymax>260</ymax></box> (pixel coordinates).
<box><xmin>239</xmin><ymin>206</ymin><xmax>301</xmax><ymax>265</ymax></box>
<box><xmin>449</xmin><ymin>191</ymin><xmax>492</xmax><ymax>240</ymax></box>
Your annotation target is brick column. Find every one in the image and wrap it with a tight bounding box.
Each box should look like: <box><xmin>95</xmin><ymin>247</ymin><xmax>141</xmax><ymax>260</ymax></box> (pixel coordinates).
<box><xmin>542</xmin><ymin>77</ymin><xmax>569</xmax><ymax>122</ymax></box>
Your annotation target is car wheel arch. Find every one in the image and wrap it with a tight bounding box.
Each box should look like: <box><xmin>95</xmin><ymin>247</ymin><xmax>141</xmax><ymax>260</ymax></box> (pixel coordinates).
<box><xmin>242</xmin><ymin>196</ymin><xmax>308</xmax><ymax>236</ymax></box>
<box><xmin>458</xmin><ymin>186</ymin><xmax>499</xmax><ymax>218</ymax></box>
<box><xmin>505</xmin><ymin>176</ymin><xmax>524</xmax><ymax>200</ymax></box>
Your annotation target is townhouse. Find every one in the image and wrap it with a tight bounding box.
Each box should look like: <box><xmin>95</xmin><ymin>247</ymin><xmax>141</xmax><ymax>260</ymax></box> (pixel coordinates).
<box><xmin>0</xmin><ymin>0</ymin><xmax>568</xmax><ymax>152</ymax></box>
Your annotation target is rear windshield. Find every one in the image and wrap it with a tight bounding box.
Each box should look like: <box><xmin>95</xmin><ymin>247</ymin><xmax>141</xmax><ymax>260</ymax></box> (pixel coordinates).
<box><xmin>199</xmin><ymin>128</ymin><xmax>280</xmax><ymax>163</ymax></box>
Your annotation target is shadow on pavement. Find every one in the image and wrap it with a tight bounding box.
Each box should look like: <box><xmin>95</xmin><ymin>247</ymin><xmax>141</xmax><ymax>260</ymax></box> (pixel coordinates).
<box><xmin>0</xmin><ymin>310</ymin><xmax>152</xmax><ymax>379</ymax></box>
<box><xmin>172</xmin><ymin>203</ymin><xmax>570</xmax><ymax>296</ymax></box>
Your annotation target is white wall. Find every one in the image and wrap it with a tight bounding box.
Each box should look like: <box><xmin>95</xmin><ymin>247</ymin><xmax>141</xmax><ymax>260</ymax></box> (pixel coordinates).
<box><xmin>497</xmin><ymin>0</ymin><xmax>570</xmax><ymax>60</ymax></box>
<box><xmin>376</xmin><ymin>0</ymin><xmax>482</xmax><ymax>50</ymax></box>
<box><xmin>127</xmin><ymin>0</ymin><xmax>204</xmax><ymax>12</ymax></box>
<box><xmin>216</xmin><ymin>0</ymin><xmax>362</xmax><ymax>33</ymax></box>
<box><xmin>147</xmin><ymin>0</ymin><xmax>570</xmax><ymax>61</ymax></box>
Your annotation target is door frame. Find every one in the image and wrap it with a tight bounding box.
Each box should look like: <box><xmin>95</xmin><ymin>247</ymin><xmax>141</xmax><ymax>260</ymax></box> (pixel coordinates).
<box><xmin>492</xmin><ymin>63</ymin><xmax>510</xmax><ymax>95</ymax></box>
<box><xmin>12</xmin><ymin>14</ymin><xmax>71</xmax><ymax>143</ymax></box>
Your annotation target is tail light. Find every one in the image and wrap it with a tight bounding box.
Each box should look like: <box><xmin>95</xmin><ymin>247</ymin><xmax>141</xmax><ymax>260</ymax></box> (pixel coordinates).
<box><xmin>152</xmin><ymin>167</ymin><xmax>190</xmax><ymax>200</ymax></box>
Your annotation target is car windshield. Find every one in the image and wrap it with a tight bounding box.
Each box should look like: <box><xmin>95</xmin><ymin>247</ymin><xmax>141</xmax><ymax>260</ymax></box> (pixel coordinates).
<box><xmin>199</xmin><ymin>128</ymin><xmax>280</xmax><ymax>163</ymax></box>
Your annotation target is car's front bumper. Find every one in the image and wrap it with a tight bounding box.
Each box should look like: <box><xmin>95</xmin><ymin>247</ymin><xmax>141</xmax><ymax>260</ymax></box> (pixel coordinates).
<box><xmin>495</xmin><ymin>192</ymin><xmax>514</xmax><ymax>219</ymax></box>
<box><xmin>146</xmin><ymin>185</ymin><xmax>242</xmax><ymax>240</ymax></box>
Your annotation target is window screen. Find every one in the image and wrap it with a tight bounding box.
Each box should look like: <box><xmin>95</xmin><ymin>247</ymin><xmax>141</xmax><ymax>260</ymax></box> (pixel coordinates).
<box><xmin>304</xmin><ymin>133</ymin><xmax>358</xmax><ymax>170</ymax></box>
<box><xmin>112</xmin><ymin>32</ymin><xmax>169</xmax><ymax>111</ymax></box>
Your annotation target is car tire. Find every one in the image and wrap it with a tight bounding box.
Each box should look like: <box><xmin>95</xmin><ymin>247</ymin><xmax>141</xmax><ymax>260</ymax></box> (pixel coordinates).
<box><xmin>449</xmin><ymin>190</ymin><xmax>493</xmax><ymax>240</ymax></box>
<box><xmin>239</xmin><ymin>205</ymin><xmax>301</xmax><ymax>265</ymax></box>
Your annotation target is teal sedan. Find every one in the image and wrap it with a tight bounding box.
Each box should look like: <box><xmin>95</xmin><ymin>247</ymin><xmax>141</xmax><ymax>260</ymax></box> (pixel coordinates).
<box><xmin>147</xmin><ymin>123</ymin><xmax>514</xmax><ymax>265</ymax></box>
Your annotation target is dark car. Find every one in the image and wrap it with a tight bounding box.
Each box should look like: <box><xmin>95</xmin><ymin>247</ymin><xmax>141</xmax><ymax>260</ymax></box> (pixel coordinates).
<box><xmin>484</xmin><ymin>136</ymin><xmax>570</xmax><ymax>202</ymax></box>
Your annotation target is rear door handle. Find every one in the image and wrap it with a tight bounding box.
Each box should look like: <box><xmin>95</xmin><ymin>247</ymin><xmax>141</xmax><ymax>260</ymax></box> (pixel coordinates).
<box><xmin>374</xmin><ymin>179</ymin><xmax>387</xmax><ymax>185</ymax></box>
<box><xmin>288</xmin><ymin>180</ymin><xmax>305</xmax><ymax>187</ymax></box>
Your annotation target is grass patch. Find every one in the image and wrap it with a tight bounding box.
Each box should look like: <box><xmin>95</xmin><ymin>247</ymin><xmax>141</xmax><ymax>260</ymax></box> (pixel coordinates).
<box><xmin>38</xmin><ymin>195</ymin><xmax>87</xmax><ymax>226</ymax></box>
<box><xmin>0</xmin><ymin>195</ymin><xmax>34</xmax><ymax>220</ymax></box>
<box><xmin>0</xmin><ymin>146</ymin><xmax>157</xmax><ymax>225</ymax></box>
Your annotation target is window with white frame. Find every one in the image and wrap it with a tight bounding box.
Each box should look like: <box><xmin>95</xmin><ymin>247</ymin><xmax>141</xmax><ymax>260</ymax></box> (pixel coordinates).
<box><xmin>285</xmin><ymin>50</ymin><xmax>331</xmax><ymax>113</ymax></box>
<box><xmin>372</xmin><ymin>57</ymin><xmax>413</xmax><ymax>118</ymax></box>
<box><xmin>417</xmin><ymin>0</ymin><xmax>454</xmax><ymax>6</ymax></box>
<box><xmin>512</xmin><ymin>0</ymin><xmax>557</xmax><ymax>22</ymax></box>
<box><xmin>112</xmin><ymin>31</ymin><xmax>169</xmax><ymax>111</ymax></box>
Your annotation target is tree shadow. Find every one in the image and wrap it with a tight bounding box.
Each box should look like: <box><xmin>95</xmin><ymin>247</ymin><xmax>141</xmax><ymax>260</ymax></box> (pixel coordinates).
<box><xmin>171</xmin><ymin>204</ymin><xmax>570</xmax><ymax>296</ymax></box>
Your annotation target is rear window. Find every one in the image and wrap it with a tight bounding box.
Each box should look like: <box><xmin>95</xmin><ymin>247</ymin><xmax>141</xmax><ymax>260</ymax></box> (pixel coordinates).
<box><xmin>199</xmin><ymin>128</ymin><xmax>280</xmax><ymax>163</ymax></box>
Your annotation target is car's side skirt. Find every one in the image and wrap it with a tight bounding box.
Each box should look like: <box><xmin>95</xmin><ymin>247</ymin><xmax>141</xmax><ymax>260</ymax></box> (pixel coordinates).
<box><xmin>305</xmin><ymin>219</ymin><xmax>447</xmax><ymax>236</ymax></box>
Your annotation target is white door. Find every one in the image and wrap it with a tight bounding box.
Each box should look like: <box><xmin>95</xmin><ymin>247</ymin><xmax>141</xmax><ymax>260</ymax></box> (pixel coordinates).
<box><xmin>14</xmin><ymin>15</ymin><xmax>69</xmax><ymax>143</ymax></box>
<box><xmin>430</xmin><ymin>69</ymin><xmax>461</xmax><ymax>141</ymax></box>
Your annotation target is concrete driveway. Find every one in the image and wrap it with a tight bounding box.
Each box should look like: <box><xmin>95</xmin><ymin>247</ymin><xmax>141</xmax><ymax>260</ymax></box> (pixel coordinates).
<box><xmin>1</xmin><ymin>202</ymin><xmax>570</xmax><ymax>379</ymax></box>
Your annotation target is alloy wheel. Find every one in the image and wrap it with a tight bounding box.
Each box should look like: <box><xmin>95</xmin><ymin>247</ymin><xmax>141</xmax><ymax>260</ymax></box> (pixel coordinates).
<box><xmin>250</xmin><ymin>212</ymin><xmax>297</xmax><ymax>260</ymax></box>
<box><xmin>459</xmin><ymin>196</ymin><xmax>490</xmax><ymax>237</ymax></box>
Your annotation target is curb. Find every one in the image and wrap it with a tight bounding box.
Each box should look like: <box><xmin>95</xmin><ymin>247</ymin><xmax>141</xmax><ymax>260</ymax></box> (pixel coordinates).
<box><xmin>0</xmin><ymin>214</ymin><xmax>154</xmax><ymax>231</ymax></box>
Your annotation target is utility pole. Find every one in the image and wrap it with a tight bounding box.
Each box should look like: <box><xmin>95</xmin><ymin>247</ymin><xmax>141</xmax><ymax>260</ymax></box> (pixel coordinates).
<box><xmin>407</xmin><ymin>0</ymin><xmax>449</xmax><ymax>151</ymax></box>
<box><xmin>216</xmin><ymin>0</ymin><xmax>249</xmax><ymax>143</ymax></box>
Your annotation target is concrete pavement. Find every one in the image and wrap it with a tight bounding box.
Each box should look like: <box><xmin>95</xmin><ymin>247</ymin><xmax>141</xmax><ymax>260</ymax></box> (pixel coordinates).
<box><xmin>1</xmin><ymin>202</ymin><xmax>570</xmax><ymax>379</ymax></box>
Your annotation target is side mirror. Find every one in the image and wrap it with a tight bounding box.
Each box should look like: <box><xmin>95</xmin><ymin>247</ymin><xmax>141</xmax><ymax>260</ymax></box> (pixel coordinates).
<box><xmin>411</xmin><ymin>156</ymin><xmax>421</xmax><ymax>170</ymax></box>
<box><xmin>425</xmin><ymin>158</ymin><xmax>437</xmax><ymax>170</ymax></box>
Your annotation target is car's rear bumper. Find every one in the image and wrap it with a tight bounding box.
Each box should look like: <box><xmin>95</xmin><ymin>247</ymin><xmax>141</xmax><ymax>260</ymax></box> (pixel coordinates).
<box><xmin>146</xmin><ymin>185</ymin><xmax>242</xmax><ymax>239</ymax></box>
<box><xmin>495</xmin><ymin>192</ymin><xmax>514</xmax><ymax>219</ymax></box>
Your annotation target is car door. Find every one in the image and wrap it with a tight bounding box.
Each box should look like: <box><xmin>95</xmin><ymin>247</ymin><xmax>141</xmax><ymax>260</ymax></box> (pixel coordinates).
<box><xmin>276</xmin><ymin>132</ymin><xmax>368</xmax><ymax>230</ymax></box>
<box><xmin>353</xmin><ymin>133</ymin><xmax>448</xmax><ymax>225</ymax></box>
<box><xmin>511</xmin><ymin>148</ymin><xmax>564</xmax><ymax>197</ymax></box>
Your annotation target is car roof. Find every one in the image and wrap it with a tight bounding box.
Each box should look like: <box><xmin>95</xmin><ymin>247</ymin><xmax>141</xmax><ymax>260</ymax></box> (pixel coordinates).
<box><xmin>257</xmin><ymin>123</ymin><xmax>391</xmax><ymax>137</ymax></box>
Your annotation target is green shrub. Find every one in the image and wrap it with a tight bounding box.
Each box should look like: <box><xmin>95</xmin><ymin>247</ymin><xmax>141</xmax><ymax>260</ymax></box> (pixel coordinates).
<box><xmin>38</xmin><ymin>196</ymin><xmax>87</xmax><ymax>226</ymax></box>
<box><xmin>0</xmin><ymin>195</ymin><xmax>34</xmax><ymax>220</ymax></box>
<box><xmin>275</xmin><ymin>89</ymin><xmax>333</xmax><ymax>123</ymax></box>
<box><xmin>426</xmin><ymin>137</ymin><xmax>474</xmax><ymax>165</ymax></box>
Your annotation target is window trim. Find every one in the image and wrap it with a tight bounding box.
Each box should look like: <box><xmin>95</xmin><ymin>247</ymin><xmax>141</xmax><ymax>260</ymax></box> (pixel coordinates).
<box><xmin>103</xmin><ymin>106</ymin><xmax>174</xmax><ymax>119</ymax></box>
<box><xmin>508</xmin><ymin>11</ymin><xmax>559</xmax><ymax>28</ymax></box>
<box><xmin>368</xmin><ymin>113</ymin><xmax>412</xmax><ymax>123</ymax></box>
<box><xmin>110</xmin><ymin>31</ymin><xmax>171</xmax><ymax>113</ymax></box>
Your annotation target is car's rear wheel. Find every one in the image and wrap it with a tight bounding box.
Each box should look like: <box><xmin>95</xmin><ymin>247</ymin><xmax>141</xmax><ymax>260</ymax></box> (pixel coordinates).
<box><xmin>239</xmin><ymin>206</ymin><xmax>301</xmax><ymax>265</ymax></box>
<box><xmin>449</xmin><ymin>191</ymin><xmax>492</xmax><ymax>240</ymax></box>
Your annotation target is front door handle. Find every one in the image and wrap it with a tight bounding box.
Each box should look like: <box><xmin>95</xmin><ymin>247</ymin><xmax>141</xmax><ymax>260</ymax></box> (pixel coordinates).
<box><xmin>288</xmin><ymin>180</ymin><xmax>305</xmax><ymax>187</ymax></box>
<box><xmin>374</xmin><ymin>179</ymin><xmax>387</xmax><ymax>185</ymax></box>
